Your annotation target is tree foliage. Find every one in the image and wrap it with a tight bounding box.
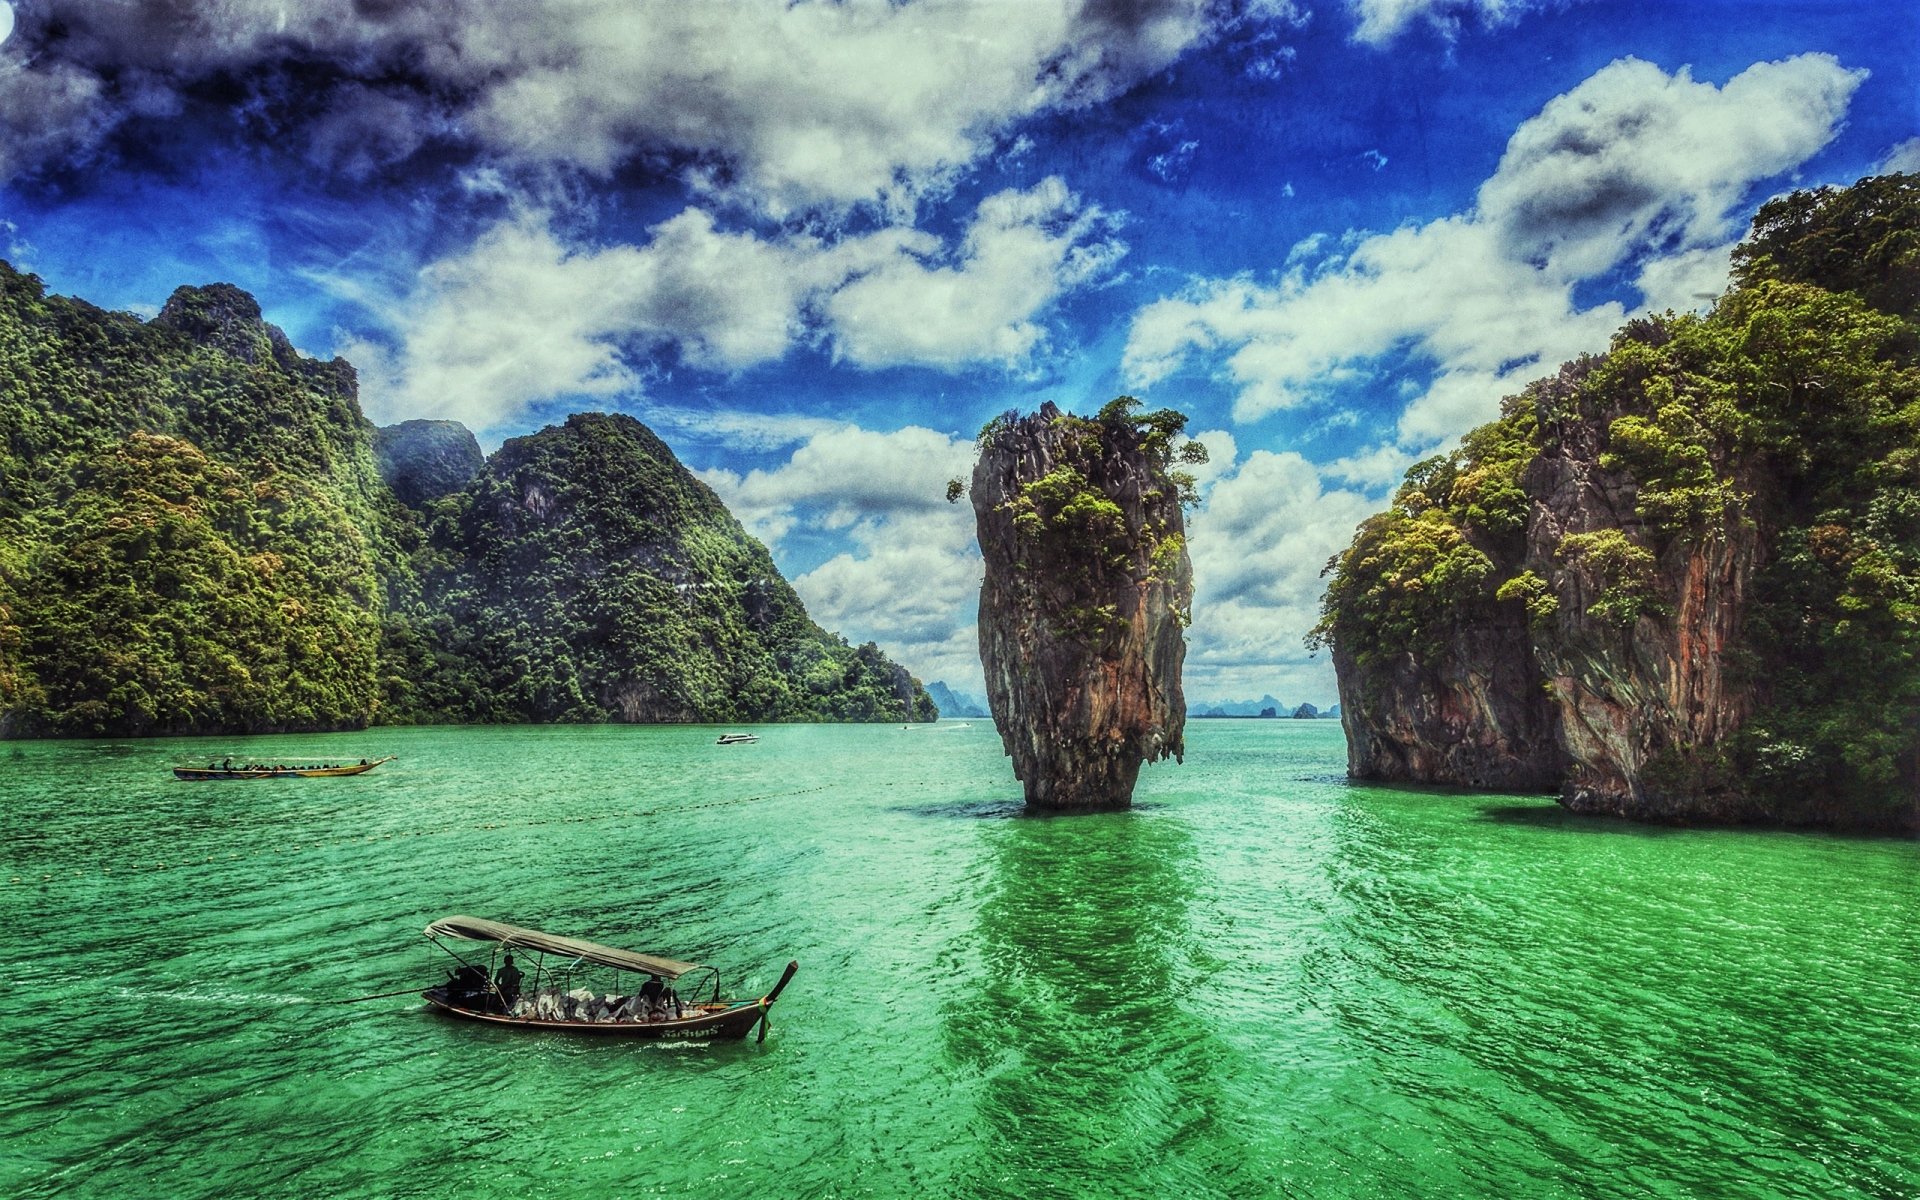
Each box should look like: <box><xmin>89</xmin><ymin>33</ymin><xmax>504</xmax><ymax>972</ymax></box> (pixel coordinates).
<box><xmin>1317</xmin><ymin>174</ymin><xmax>1920</xmax><ymax>823</ymax></box>
<box><xmin>0</xmin><ymin>263</ymin><xmax>933</xmax><ymax>734</ymax></box>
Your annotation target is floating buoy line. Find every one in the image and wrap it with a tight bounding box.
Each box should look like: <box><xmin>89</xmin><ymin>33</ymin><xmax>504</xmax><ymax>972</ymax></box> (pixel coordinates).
<box><xmin>7</xmin><ymin>784</ymin><xmax>829</xmax><ymax>884</ymax></box>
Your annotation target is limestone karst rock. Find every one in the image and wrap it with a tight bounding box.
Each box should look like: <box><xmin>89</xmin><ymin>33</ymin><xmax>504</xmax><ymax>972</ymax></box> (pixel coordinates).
<box><xmin>971</xmin><ymin>399</ymin><xmax>1196</xmax><ymax>811</ymax></box>
<box><xmin>1317</xmin><ymin>176</ymin><xmax>1920</xmax><ymax>832</ymax></box>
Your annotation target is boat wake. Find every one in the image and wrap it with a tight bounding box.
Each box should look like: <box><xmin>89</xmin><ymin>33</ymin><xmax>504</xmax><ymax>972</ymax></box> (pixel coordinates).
<box><xmin>108</xmin><ymin>986</ymin><xmax>315</xmax><ymax>1007</ymax></box>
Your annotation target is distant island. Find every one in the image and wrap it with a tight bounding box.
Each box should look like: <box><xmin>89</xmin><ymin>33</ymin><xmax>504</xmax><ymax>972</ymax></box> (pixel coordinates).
<box><xmin>923</xmin><ymin>681</ymin><xmax>989</xmax><ymax>718</ymax></box>
<box><xmin>1189</xmin><ymin>695</ymin><xmax>1340</xmax><ymax>719</ymax></box>
<box><xmin>1314</xmin><ymin>175</ymin><xmax>1920</xmax><ymax>833</ymax></box>
<box><xmin>0</xmin><ymin>268</ymin><xmax>934</xmax><ymax>737</ymax></box>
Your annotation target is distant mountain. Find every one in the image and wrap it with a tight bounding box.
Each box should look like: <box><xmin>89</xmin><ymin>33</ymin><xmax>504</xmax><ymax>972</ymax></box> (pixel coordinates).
<box><xmin>924</xmin><ymin>681</ymin><xmax>988</xmax><ymax>718</ymax></box>
<box><xmin>0</xmin><ymin>264</ymin><xmax>933</xmax><ymax>734</ymax></box>
<box><xmin>1190</xmin><ymin>694</ymin><xmax>1287</xmax><ymax>717</ymax></box>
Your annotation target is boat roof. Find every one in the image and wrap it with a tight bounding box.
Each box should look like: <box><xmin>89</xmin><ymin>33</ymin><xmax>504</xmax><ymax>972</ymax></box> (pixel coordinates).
<box><xmin>424</xmin><ymin>915</ymin><xmax>704</xmax><ymax>980</ymax></box>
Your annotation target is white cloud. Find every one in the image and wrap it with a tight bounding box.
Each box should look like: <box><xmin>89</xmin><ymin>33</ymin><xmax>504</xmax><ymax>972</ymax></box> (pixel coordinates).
<box><xmin>1876</xmin><ymin>137</ymin><xmax>1920</xmax><ymax>175</ymax></box>
<box><xmin>1322</xmin><ymin>442</ymin><xmax>1418</xmax><ymax>490</ymax></box>
<box><xmin>701</xmin><ymin>423</ymin><xmax>984</xmax><ymax>691</ymax></box>
<box><xmin>1347</xmin><ymin>0</ymin><xmax>1561</xmax><ymax>47</ymax></box>
<box><xmin>1182</xmin><ymin>450</ymin><xmax>1375</xmax><ymax>702</ymax></box>
<box><xmin>2</xmin><ymin>0</ymin><xmax>1288</xmax><ymax>211</ymax></box>
<box><xmin>824</xmin><ymin>178</ymin><xmax>1126</xmax><ymax>369</ymax></box>
<box><xmin>343</xmin><ymin>180</ymin><xmax>1120</xmax><ymax>432</ymax></box>
<box><xmin>1123</xmin><ymin>55</ymin><xmax>1866</xmax><ymax>446</ymax></box>
<box><xmin>1633</xmin><ymin>242</ymin><xmax>1735</xmax><ymax>314</ymax></box>
<box><xmin>1479</xmin><ymin>56</ymin><xmax>1866</xmax><ymax>278</ymax></box>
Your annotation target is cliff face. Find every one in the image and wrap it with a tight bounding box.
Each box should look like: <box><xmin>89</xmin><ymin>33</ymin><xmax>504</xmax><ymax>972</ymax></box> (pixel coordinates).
<box><xmin>1524</xmin><ymin>405</ymin><xmax>1764</xmax><ymax>820</ymax></box>
<box><xmin>1333</xmin><ymin>601</ymin><xmax>1564</xmax><ymax>791</ymax></box>
<box><xmin>972</xmin><ymin>400</ymin><xmax>1193</xmax><ymax>811</ymax></box>
<box><xmin>1318</xmin><ymin>176</ymin><xmax>1920</xmax><ymax>832</ymax></box>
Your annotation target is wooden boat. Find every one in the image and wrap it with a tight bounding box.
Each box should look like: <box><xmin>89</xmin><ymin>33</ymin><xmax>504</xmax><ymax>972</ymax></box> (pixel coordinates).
<box><xmin>420</xmin><ymin>915</ymin><xmax>798</xmax><ymax>1041</ymax></box>
<box><xmin>715</xmin><ymin>732</ymin><xmax>759</xmax><ymax>744</ymax></box>
<box><xmin>172</xmin><ymin>755</ymin><xmax>395</xmax><ymax>781</ymax></box>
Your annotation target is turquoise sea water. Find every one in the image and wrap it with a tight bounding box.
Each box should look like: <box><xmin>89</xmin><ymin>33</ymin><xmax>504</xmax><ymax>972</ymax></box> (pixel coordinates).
<box><xmin>1</xmin><ymin>720</ymin><xmax>1915</xmax><ymax>1198</ymax></box>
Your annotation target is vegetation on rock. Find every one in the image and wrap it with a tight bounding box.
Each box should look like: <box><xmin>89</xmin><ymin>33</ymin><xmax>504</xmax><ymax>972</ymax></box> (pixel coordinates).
<box><xmin>1315</xmin><ymin>174</ymin><xmax>1920</xmax><ymax>830</ymax></box>
<box><xmin>0</xmin><ymin>262</ymin><xmax>932</xmax><ymax>735</ymax></box>
<box><xmin>972</xmin><ymin>398</ymin><xmax>1197</xmax><ymax>811</ymax></box>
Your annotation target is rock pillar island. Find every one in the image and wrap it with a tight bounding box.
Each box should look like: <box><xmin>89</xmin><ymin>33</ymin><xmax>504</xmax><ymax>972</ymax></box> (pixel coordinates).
<box><xmin>970</xmin><ymin>399</ymin><xmax>1197</xmax><ymax>812</ymax></box>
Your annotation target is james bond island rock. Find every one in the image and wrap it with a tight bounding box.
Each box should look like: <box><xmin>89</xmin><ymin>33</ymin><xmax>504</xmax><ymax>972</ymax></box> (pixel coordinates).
<box><xmin>971</xmin><ymin>398</ymin><xmax>1201</xmax><ymax>811</ymax></box>
<box><xmin>1315</xmin><ymin>174</ymin><xmax>1920</xmax><ymax>833</ymax></box>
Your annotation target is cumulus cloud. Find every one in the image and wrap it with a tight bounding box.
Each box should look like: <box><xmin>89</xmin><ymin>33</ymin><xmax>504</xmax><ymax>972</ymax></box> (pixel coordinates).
<box><xmin>1124</xmin><ymin>55</ymin><xmax>1865</xmax><ymax>445</ymax></box>
<box><xmin>339</xmin><ymin>209</ymin><xmax>909</xmax><ymax>432</ymax></box>
<box><xmin>824</xmin><ymin>178</ymin><xmax>1126</xmax><ymax>369</ymax></box>
<box><xmin>1182</xmin><ymin>449</ymin><xmax>1375</xmax><ymax>700</ymax></box>
<box><xmin>700</xmin><ymin>424</ymin><xmax>983</xmax><ymax>688</ymax></box>
<box><xmin>1479</xmin><ymin>56</ymin><xmax>1865</xmax><ymax>278</ymax></box>
<box><xmin>343</xmin><ymin>180</ymin><xmax>1117</xmax><ymax>432</ymax></box>
<box><xmin>0</xmin><ymin>0</ymin><xmax>1287</xmax><ymax>211</ymax></box>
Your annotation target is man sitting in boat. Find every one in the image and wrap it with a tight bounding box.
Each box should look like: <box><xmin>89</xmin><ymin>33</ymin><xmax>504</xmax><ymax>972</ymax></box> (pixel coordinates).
<box><xmin>496</xmin><ymin>954</ymin><xmax>524</xmax><ymax>1011</ymax></box>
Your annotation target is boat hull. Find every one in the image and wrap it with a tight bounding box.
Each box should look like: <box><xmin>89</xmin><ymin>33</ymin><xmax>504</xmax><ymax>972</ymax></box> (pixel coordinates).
<box><xmin>173</xmin><ymin>757</ymin><xmax>392</xmax><ymax>781</ymax></box>
<box><xmin>422</xmin><ymin>992</ymin><xmax>769</xmax><ymax>1039</ymax></box>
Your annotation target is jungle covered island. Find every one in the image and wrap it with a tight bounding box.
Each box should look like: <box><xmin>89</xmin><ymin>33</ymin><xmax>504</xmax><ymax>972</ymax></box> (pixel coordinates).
<box><xmin>971</xmin><ymin>398</ymin><xmax>1200</xmax><ymax>812</ymax></box>
<box><xmin>411</xmin><ymin>412</ymin><xmax>936</xmax><ymax>724</ymax></box>
<box><xmin>1314</xmin><ymin>174</ymin><xmax>1920</xmax><ymax>833</ymax></box>
<box><xmin>0</xmin><ymin>263</ymin><xmax>933</xmax><ymax>736</ymax></box>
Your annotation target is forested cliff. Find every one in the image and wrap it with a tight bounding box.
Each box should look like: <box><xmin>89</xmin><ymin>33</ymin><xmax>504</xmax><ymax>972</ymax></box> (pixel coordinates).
<box><xmin>1315</xmin><ymin>174</ymin><xmax>1920</xmax><ymax>832</ymax></box>
<box><xmin>0</xmin><ymin>264</ymin><xmax>932</xmax><ymax>736</ymax></box>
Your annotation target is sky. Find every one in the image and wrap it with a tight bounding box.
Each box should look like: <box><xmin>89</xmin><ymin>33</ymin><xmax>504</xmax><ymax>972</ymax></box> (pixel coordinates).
<box><xmin>0</xmin><ymin>0</ymin><xmax>1914</xmax><ymax>706</ymax></box>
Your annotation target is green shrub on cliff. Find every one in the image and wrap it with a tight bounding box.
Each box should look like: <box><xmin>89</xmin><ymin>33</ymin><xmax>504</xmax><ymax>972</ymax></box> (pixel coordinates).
<box><xmin>1309</xmin><ymin>394</ymin><xmax>1537</xmax><ymax>667</ymax></box>
<box><xmin>1317</xmin><ymin>174</ymin><xmax>1920</xmax><ymax>826</ymax></box>
<box><xmin>984</xmin><ymin>398</ymin><xmax>1201</xmax><ymax>643</ymax></box>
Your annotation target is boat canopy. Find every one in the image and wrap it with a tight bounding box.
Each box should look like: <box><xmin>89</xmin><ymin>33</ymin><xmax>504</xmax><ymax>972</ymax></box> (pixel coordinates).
<box><xmin>424</xmin><ymin>915</ymin><xmax>704</xmax><ymax>981</ymax></box>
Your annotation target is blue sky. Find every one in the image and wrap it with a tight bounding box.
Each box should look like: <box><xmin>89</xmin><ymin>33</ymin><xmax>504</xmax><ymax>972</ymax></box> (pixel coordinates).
<box><xmin>0</xmin><ymin>0</ymin><xmax>1914</xmax><ymax>705</ymax></box>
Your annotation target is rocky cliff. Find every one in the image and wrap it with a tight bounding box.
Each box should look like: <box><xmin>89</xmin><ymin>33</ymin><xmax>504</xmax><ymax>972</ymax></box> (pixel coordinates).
<box><xmin>1317</xmin><ymin>175</ymin><xmax>1920</xmax><ymax>832</ymax></box>
<box><xmin>971</xmin><ymin>399</ymin><xmax>1196</xmax><ymax>811</ymax></box>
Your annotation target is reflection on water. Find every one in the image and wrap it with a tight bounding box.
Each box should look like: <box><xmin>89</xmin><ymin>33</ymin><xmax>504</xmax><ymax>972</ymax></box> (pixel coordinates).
<box><xmin>943</xmin><ymin>811</ymin><xmax>1250</xmax><ymax>1195</ymax></box>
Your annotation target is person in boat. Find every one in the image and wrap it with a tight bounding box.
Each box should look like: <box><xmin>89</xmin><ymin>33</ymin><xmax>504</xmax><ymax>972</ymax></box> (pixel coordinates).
<box><xmin>449</xmin><ymin>962</ymin><xmax>490</xmax><ymax>1005</ymax></box>
<box><xmin>497</xmin><ymin>954</ymin><xmax>524</xmax><ymax>1011</ymax></box>
<box><xmin>636</xmin><ymin>973</ymin><xmax>673</xmax><ymax>1020</ymax></box>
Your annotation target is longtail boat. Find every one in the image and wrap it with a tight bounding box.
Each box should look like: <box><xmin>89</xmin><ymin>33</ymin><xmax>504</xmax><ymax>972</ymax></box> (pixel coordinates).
<box><xmin>172</xmin><ymin>755</ymin><xmax>395</xmax><ymax>781</ymax></box>
<box><xmin>420</xmin><ymin>915</ymin><xmax>798</xmax><ymax>1041</ymax></box>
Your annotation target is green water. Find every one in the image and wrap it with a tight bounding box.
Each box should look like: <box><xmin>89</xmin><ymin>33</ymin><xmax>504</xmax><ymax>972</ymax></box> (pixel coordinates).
<box><xmin>1</xmin><ymin>721</ymin><xmax>1915</xmax><ymax>1198</ymax></box>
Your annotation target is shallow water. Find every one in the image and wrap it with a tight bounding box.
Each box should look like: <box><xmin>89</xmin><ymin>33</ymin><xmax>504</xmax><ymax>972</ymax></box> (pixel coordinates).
<box><xmin>1</xmin><ymin>721</ymin><xmax>1915</xmax><ymax>1198</ymax></box>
